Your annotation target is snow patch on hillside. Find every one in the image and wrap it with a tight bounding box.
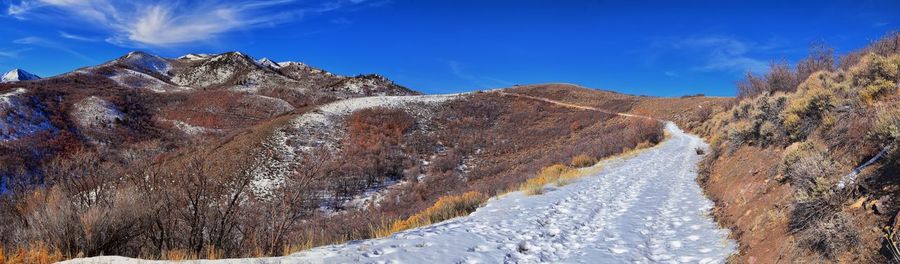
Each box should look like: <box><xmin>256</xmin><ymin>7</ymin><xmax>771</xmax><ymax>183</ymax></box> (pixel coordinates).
<box><xmin>72</xmin><ymin>96</ymin><xmax>123</xmax><ymax>129</ymax></box>
<box><xmin>251</xmin><ymin>94</ymin><xmax>463</xmax><ymax>199</ymax></box>
<box><xmin>256</xmin><ymin>58</ymin><xmax>282</xmax><ymax>69</ymax></box>
<box><xmin>249</xmin><ymin>128</ymin><xmax>296</xmax><ymax>198</ymax></box>
<box><xmin>164</xmin><ymin>119</ymin><xmax>222</xmax><ymax>136</ymax></box>
<box><xmin>0</xmin><ymin>88</ymin><xmax>55</xmax><ymax>141</ymax></box>
<box><xmin>177</xmin><ymin>53</ymin><xmax>212</xmax><ymax>61</ymax></box>
<box><xmin>109</xmin><ymin>69</ymin><xmax>180</xmax><ymax>92</ymax></box>
<box><xmin>120</xmin><ymin>52</ymin><xmax>171</xmax><ymax>76</ymax></box>
<box><xmin>171</xmin><ymin>53</ymin><xmax>248</xmax><ymax>88</ymax></box>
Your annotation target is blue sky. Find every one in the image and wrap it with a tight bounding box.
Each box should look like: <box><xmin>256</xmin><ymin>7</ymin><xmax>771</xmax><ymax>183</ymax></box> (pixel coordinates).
<box><xmin>0</xmin><ymin>0</ymin><xmax>897</xmax><ymax>96</ymax></box>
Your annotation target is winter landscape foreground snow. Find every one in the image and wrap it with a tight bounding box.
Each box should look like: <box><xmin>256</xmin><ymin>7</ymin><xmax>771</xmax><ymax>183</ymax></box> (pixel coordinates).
<box><xmin>62</xmin><ymin>122</ymin><xmax>735</xmax><ymax>264</ymax></box>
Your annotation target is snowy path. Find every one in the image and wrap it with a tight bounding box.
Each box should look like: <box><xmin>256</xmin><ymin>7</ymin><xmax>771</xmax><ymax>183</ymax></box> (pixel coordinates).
<box><xmin>63</xmin><ymin>123</ymin><xmax>735</xmax><ymax>264</ymax></box>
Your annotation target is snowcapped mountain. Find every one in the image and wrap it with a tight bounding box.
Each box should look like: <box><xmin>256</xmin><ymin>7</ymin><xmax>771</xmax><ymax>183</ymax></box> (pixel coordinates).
<box><xmin>1</xmin><ymin>69</ymin><xmax>41</xmax><ymax>83</ymax></box>
<box><xmin>118</xmin><ymin>51</ymin><xmax>171</xmax><ymax>76</ymax></box>
<box><xmin>256</xmin><ymin>57</ymin><xmax>282</xmax><ymax>69</ymax></box>
<box><xmin>56</xmin><ymin>51</ymin><xmax>417</xmax><ymax>97</ymax></box>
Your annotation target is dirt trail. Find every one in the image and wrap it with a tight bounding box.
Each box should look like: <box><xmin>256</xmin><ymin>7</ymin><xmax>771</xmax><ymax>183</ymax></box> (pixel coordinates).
<box><xmin>496</xmin><ymin>91</ymin><xmax>655</xmax><ymax>120</ymax></box>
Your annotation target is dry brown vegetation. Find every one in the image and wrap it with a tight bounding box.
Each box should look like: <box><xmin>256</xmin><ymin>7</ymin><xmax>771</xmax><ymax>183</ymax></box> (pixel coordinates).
<box><xmin>570</xmin><ymin>154</ymin><xmax>597</xmax><ymax>168</ymax></box>
<box><xmin>503</xmin><ymin>83</ymin><xmax>735</xmax><ymax>135</ymax></box>
<box><xmin>1</xmin><ymin>80</ymin><xmax>673</xmax><ymax>261</ymax></box>
<box><xmin>697</xmin><ymin>32</ymin><xmax>900</xmax><ymax>263</ymax></box>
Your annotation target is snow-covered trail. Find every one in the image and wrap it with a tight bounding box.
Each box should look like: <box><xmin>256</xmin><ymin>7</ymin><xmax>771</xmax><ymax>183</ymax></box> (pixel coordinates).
<box><xmin>282</xmin><ymin>123</ymin><xmax>734</xmax><ymax>264</ymax></box>
<box><xmin>63</xmin><ymin>123</ymin><xmax>735</xmax><ymax>264</ymax></box>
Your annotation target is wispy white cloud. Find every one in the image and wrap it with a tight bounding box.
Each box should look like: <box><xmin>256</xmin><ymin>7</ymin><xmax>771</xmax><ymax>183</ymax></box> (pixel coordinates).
<box><xmin>670</xmin><ymin>36</ymin><xmax>769</xmax><ymax>73</ymax></box>
<box><xmin>0</xmin><ymin>48</ymin><xmax>31</xmax><ymax>58</ymax></box>
<box><xmin>59</xmin><ymin>31</ymin><xmax>99</xmax><ymax>42</ymax></box>
<box><xmin>448</xmin><ymin>60</ymin><xmax>514</xmax><ymax>89</ymax></box>
<box><xmin>13</xmin><ymin>36</ymin><xmax>94</xmax><ymax>62</ymax></box>
<box><xmin>7</xmin><ymin>0</ymin><xmax>374</xmax><ymax>47</ymax></box>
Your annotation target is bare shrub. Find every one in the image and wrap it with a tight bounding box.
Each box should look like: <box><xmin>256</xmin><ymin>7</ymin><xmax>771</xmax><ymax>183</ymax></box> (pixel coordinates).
<box><xmin>737</xmin><ymin>72</ymin><xmax>769</xmax><ymax>99</ymax></box>
<box><xmin>429</xmin><ymin>151</ymin><xmax>463</xmax><ymax>174</ymax></box>
<box><xmin>779</xmin><ymin>143</ymin><xmax>839</xmax><ymax>200</ymax></box>
<box><xmin>790</xmin><ymin>198</ymin><xmax>860</xmax><ymax>260</ymax></box>
<box><xmin>797</xmin><ymin>41</ymin><xmax>836</xmax><ymax>82</ymax></box>
<box><xmin>14</xmin><ymin>184</ymin><xmax>151</xmax><ymax>257</ymax></box>
<box><xmin>737</xmin><ymin>61</ymin><xmax>799</xmax><ymax>98</ymax></box>
<box><xmin>768</xmin><ymin>61</ymin><xmax>800</xmax><ymax>94</ymax></box>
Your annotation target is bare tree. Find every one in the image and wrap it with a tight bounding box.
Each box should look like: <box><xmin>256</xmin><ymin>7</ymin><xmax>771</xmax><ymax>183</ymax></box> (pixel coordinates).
<box><xmin>797</xmin><ymin>41</ymin><xmax>836</xmax><ymax>81</ymax></box>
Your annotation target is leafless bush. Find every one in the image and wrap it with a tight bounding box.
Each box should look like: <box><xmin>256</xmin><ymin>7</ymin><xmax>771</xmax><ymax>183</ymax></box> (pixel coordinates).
<box><xmin>14</xmin><ymin>183</ymin><xmax>152</xmax><ymax>257</ymax></box>
<box><xmin>737</xmin><ymin>61</ymin><xmax>799</xmax><ymax>98</ymax></box>
<box><xmin>790</xmin><ymin>198</ymin><xmax>860</xmax><ymax>260</ymax></box>
<box><xmin>737</xmin><ymin>72</ymin><xmax>770</xmax><ymax>99</ymax></box>
<box><xmin>429</xmin><ymin>151</ymin><xmax>463</xmax><ymax>174</ymax></box>
<box><xmin>797</xmin><ymin>41</ymin><xmax>836</xmax><ymax>82</ymax></box>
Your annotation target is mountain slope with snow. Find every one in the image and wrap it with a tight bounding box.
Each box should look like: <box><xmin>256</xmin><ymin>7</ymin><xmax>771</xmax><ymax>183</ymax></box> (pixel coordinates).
<box><xmin>1</xmin><ymin>69</ymin><xmax>40</xmax><ymax>83</ymax></box>
<box><xmin>60</xmin><ymin>122</ymin><xmax>735</xmax><ymax>264</ymax></box>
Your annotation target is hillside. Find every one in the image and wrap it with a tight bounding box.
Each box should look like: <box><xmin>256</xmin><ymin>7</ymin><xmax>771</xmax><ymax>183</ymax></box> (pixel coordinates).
<box><xmin>695</xmin><ymin>33</ymin><xmax>900</xmax><ymax>263</ymax></box>
<box><xmin>60</xmin><ymin>122</ymin><xmax>735</xmax><ymax>264</ymax></box>
<box><xmin>0</xmin><ymin>48</ymin><xmax>727</xmax><ymax>262</ymax></box>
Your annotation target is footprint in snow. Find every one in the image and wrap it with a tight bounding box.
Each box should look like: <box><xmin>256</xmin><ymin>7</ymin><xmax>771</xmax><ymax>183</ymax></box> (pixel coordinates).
<box><xmin>669</xmin><ymin>241</ymin><xmax>683</xmax><ymax>249</ymax></box>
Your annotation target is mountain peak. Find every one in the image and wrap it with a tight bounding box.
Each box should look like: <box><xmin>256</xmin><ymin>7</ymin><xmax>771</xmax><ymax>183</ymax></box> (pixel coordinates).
<box><xmin>257</xmin><ymin>57</ymin><xmax>282</xmax><ymax>69</ymax></box>
<box><xmin>117</xmin><ymin>51</ymin><xmax>171</xmax><ymax>76</ymax></box>
<box><xmin>178</xmin><ymin>53</ymin><xmax>212</xmax><ymax>60</ymax></box>
<box><xmin>1</xmin><ymin>69</ymin><xmax>41</xmax><ymax>83</ymax></box>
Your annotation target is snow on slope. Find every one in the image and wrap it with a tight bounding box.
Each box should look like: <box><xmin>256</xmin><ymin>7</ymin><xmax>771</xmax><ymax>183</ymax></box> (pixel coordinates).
<box><xmin>108</xmin><ymin>68</ymin><xmax>182</xmax><ymax>92</ymax></box>
<box><xmin>1</xmin><ymin>69</ymin><xmax>41</xmax><ymax>83</ymax></box>
<box><xmin>61</xmin><ymin>122</ymin><xmax>736</xmax><ymax>264</ymax></box>
<box><xmin>249</xmin><ymin>94</ymin><xmax>462</xmax><ymax>199</ymax></box>
<box><xmin>257</xmin><ymin>58</ymin><xmax>282</xmax><ymax>69</ymax></box>
<box><xmin>120</xmin><ymin>52</ymin><xmax>171</xmax><ymax>76</ymax></box>
<box><xmin>71</xmin><ymin>96</ymin><xmax>124</xmax><ymax>128</ymax></box>
<box><xmin>0</xmin><ymin>88</ymin><xmax>54</xmax><ymax>141</ymax></box>
<box><xmin>178</xmin><ymin>54</ymin><xmax>212</xmax><ymax>61</ymax></box>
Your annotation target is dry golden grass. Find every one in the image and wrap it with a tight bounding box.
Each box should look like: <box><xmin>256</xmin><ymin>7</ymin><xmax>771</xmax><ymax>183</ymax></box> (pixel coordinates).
<box><xmin>555</xmin><ymin>167</ymin><xmax>587</xmax><ymax>187</ymax></box>
<box><xmin>521</xmin><ymin>164</ymin><xmax>573</xmax><ymax>195</ymax></box>
<box><xmin>522</xmin><ymin>140</ymin><xmax>662</xmax><ymax>195</ymax></box>
<box><xmin>281</xmin><ymin>233</ymin><xmax>356</xmax><ymax>256</ymax></box>
<box><xmin>372</xmin><ymin>191</ymin><xmax>489</xmax><ymax>238</ymax></box>
<box><xmin>206</xmin><ymin>246</ymin><xmax>223</xmax><ymax>260</ymax></box>
<box><xmin>570</xmin><ymin>154</ymin><xmax>597</xmax><ymax>168</ymax></box>
<box><xmin>162</xmin><ymin>249</ymin><xmax>194</xmax><ymax>261</ymax></box>
<box><xmin>1</xmin><ymin>243</ymin><xmax>64</xmax><ymax>264</ymax></box>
